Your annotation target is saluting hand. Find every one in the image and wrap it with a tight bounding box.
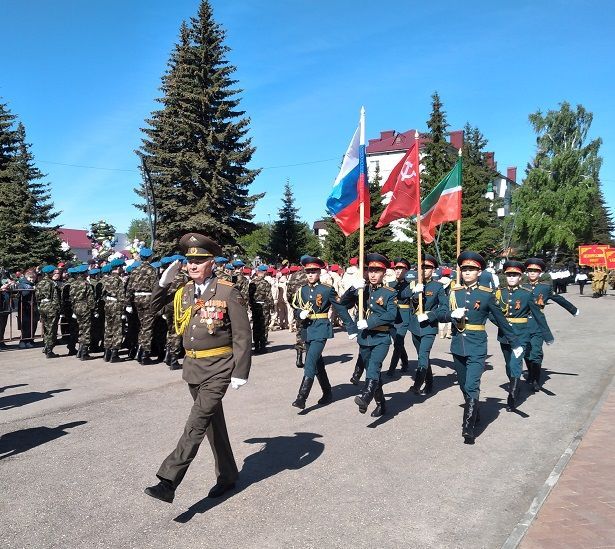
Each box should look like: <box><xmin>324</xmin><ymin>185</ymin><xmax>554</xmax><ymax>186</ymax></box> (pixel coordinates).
<box><xmin>159</xmin><ymin>260</ymin><xmax>181</xmax><ymax>286</ymax></box>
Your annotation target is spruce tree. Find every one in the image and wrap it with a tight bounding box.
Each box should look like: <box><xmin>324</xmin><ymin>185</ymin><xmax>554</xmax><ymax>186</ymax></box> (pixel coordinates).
<box><xmin>269</xmin><ymin>180</ymin><xmax>309</xmax><ymax>263</ymax></box>
<box><xmin>137</xmin><ymin>1</ymin><xmax>262</xmax><ymax>254</ymax></box>
<box><xmin>589</xmin><ymin>185</ymin><xmax>614</xmax><ymax>244</ymax></box>
<box><xmin>0</xmin><ymin>102</ymin><xmax>62</xmax><ymax>269</ymax></box>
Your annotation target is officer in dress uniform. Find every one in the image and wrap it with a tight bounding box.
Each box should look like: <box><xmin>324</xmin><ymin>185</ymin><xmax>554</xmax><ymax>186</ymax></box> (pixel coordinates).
<box><xmin>439</xmin><ymin>252</ymin><xmax>523</xmax><ymax>444</ymax></box>
<box><xmin>341</xmin><ymin>253</ymin><xmax>397</xmax><ymax>417</ymax></box>
<box><xmin>523</xmin><ymin>258</ymin><xmax>579</xmax><ymax>391</ymax></box>
<box><xmin>144</xmin><ymin>233</ymin><xmax>251</xmax><ymax>504</ymax></box>
<box><xmin>289</xmin><ymin>256</ymin><xmax>356</xmax><ymax>409</ymax></box>
<box><xmin>407</xmin><ymin>254</ymin><xmax>448</xmax><ymax>396</ymax></box>
<box><xmin>385</xmin><ymin>258</ymin><xmax>411</xmax><ymax>377</ymax></box>
<box><xmin>494</xmin><ymin>261</ymin><xmax>553</xmax><ymax>411</ymax></box>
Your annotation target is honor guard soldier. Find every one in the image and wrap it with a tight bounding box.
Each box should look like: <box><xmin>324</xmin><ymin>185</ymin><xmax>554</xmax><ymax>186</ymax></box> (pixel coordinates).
<box><xmin>290</xmin><ymin>256</ymin><xmax>356</xmax><ymax>409</ymax></box>
<box><xmin>386</xmin><ymin>258</ymin><xmax>411</xmax><ymax>376</ymax></box>
<box><xmin>249</xmin><ymin>264</ymin><xmax>274</xmax><ymax>353</ymax></box>
<box><xmin>144</xmin><ymin>233</ymin><xmax>251</xmax><ymax>504</ymax></box>
<box><xmin>68</xmin><ymin>265</ymin><xmax>96</xmax><ymax>360</ymax></box>
<box><xmin>101</xmin><ymin>259</ymin><xmax>127</xmax><ymax>363</ymax></box>
<box><xmin>439</xmin><ymin>252</ymin><xmax>523</xmax><ymax>444</ymax></box>
<box><xmin>36</xmin><ymin>265</ymin><xmax>62</xmax><ymax>358</ymax></box>
<box><xmin>342</xmin><ymin>253</ymin><xmax>397</xmax><ymax>417</ymax></box>
<box><xmin>494</xmin><ymin>261</ymin><xmax>553</xmax><ymax>410</ymax></box>
<box><xmin>408</xmin><ymin>254</ymin><xmax>448</xmax><ymax>396</ymax></box>
<box><xmin>125</xmin><ymin>248</ymin><xmax>159</xmax><ymax>364</ymax></box>
<box><xmin>523</xmin><ymin>258</ymin><xmax>579</xmax><ymax>391</ymax></box>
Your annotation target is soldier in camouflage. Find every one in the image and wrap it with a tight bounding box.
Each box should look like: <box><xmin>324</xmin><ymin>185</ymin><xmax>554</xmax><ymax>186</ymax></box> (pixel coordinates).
<box><xmin>101</xmin><ymin>259</ymin><xmax>127</xmax><ymax>363</ymax></box>
<box><xmin>125</xmin><ymin>248</ymin><xmax>159</xmax><ymax>364</ymax></box>
<box><xmin>249</xmin><ymin>264</ymin><xmax>274</xmax><ymax>353</ymax></box>
<box><xmin>233</xmin><ymin>261</ymin><xmax>250</xmax><ymax>306</ymax></box>
<box><xmin>68</xmin><ymin>265</ymin><xmax>96</xmax><ymax>360</ymax></box>
<box><xmin>60</xmin><ymin>269</ymin><xmax>78</xmax><ymax>355</ymax></box>
<box><xmin>90</xmin><ymin>267</ymin><xmax>105</xmax><ymax>352</ymax></box>
<box><xmin>286</xmin><ymin>265</ymin><xmax>308</xmax><ymax>366</ymax></box>
<box><xmin>160</xmin><ymin>255</ymin><xmax>189</xmax><ymax>370</ymax></box>
<box><xmin>36</xmin><ymin>265</ymin><xmax>62</xmax><ymax>358</ymax></box>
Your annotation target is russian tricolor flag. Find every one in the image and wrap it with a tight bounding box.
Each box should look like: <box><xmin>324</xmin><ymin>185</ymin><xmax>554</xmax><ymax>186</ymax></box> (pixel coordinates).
<box><xmin>326</xmin><ymin>109</ymin><xmax>370</xmax><ymax>236</ymax></box>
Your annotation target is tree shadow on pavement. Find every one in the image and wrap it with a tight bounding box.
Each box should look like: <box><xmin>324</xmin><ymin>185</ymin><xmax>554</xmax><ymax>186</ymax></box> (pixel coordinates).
<box><xmin>0</xmin><ymin>388</ymin><xmax>70</xmax><ymax>410</ymax></box>
<box><xmin>174</xmin><ymin>431</ymin><xmax>324</xmax><ymax>523</ymax></box>
<box><xmin>0</xmin><ymin>383</ymin><xmax>28</xmax><ymax>393</ymax></box>
<box><xmin>0</xmin><ymin>421</ymin><xmax>87</xmax><ymax>460</ymax></box>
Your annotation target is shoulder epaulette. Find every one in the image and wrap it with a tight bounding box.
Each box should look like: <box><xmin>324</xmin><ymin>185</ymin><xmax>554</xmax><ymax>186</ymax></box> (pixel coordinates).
<box><xmin>478</xmin><ymin>285</ymin><xmax>493</xmax><ymax>293</ymax></box>
<box><xmin>518</xmin><ymin>286</ymin><xmax>531</xmax><ymax>292</ymax></box>
<box><xmin>319</xmin><ymin>282</ymin><xmax>333</xmax><ymax>288</ymax></box>
<box><xmin>218</xmin><ymin>279</ymin><xmax>234</xmax><ymax>287</ymax></box>
<box><xmin>383</xmin><ymin>286</ymin><xmax>396</xmax><ymax>292</ymax></box>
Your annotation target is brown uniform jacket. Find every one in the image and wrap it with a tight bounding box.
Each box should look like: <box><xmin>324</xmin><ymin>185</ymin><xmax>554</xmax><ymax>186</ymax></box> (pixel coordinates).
<box><xmin>151</xmin><ymin>276</ymin><xmax>252</xmax><ymax>385</ymax></box>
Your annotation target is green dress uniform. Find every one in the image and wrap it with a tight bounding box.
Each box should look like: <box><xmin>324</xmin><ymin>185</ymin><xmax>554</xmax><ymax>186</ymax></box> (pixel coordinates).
<box><xmin>145</xmin><ymin>233</ymin><xmax>251</xmax><ymax>503</ymax></box>
<box><xmin>407</xmin><ymin>274</ymin><xmax>448</xmax><ymax>395</ymax></box>
<box><xmin>439</xmin><ymin>252</ymin><xmax>522</xmax><ymax>444</ymax></box>
<box><xmin>522</xmin><ymin>258</ymin><xmax>578</xmax><ymax>390</ymax></box>
<box><xmin>36</xmin><ymin>266</ymin><xmax>62</xmax><ymax>357</ymax></box>
<box><xmin>290</xmin><ymin>256</ymin><xmax>356</xmax><ymax>409</ymax></box>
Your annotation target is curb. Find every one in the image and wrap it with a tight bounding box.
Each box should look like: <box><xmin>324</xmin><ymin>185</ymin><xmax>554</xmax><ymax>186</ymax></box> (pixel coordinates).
<box><xmin>501</xmin><ymin>371</ymin><xmax>615</xmax><ymax>549</ymax></box>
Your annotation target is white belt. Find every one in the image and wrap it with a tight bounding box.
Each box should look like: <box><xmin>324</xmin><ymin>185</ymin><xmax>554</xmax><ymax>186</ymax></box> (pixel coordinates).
<box><xmin>134</xmin><ymin>292</ymin><xmax>152</xmax><ymax>296</ymax></box>
<box><xmin>105</xmin><ymin>296</ymin><xmax>118</xmax><ymax>301</ymax></box>
<box><xmin>41</xmin><ymin>298</ymin><xmax>50</xmax><ymax>303</ymax></box>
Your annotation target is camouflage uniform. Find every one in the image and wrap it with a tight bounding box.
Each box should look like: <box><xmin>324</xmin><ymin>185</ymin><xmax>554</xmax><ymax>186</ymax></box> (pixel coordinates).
<box><xmin>249</xmin><ymin>275</ymin><xmax>274</xmax><ymax>352</ymax></box>
<box><xmin>91</xmin><ymin>276</ymin><xmax>105</xmax><ymax>351</ymax></box>
<box><xmin>69</xmin><ymin>277</ymin><xmax>95</xmax><ymax>347</ymax></box>
<box><xmin>234</xmin><ymin>273</ymin><xmax>250</xmax><ymax>306</ymax></box>
<box><xmin>126</xmin><ymin>262</ymin><xmax>158</xmax><ymax>353</ymax></box>
<box><xmin>102</xmin><ymin>273</ymin><xmax>126</xmax><ymax>349</ymax></box>
<box><xmin>287</xmin><ymin>270</ymin><xmax>308</xmax><ymax>352</ymax></box>
<box><xmin>36</xmin><ymin>276</ymin><xmax>61</xmax><ymax>351</ymax></box>
<box><xmin>60</xmin><ymin>279</ymin><xmax>78</xmax><ymax>354</ymax></box>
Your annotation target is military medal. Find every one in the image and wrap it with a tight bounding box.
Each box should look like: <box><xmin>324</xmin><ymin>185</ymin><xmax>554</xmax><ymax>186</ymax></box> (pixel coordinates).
<box><xmin>376</xmin><ymin>296</ymin><xmax>384</xmax><ymax>306</ymax></box>
<box><xmin>536</xmin><ymin>294</ymin><xmax>544</xmax><ymax>306</ymax></box>
<box><xmin>316</xmin><ymin>293</ymin><xmax>323</xmax><ymax>308</ymax></box>
<box><xmin>474</xmin><ymin>300</ymin><xmax>481</xmax><ymax>310</ymax></box>
<box><xmin>515</xmin><ymin>299</ymin><xmax>521</xmax><ymax>310</ymax></box>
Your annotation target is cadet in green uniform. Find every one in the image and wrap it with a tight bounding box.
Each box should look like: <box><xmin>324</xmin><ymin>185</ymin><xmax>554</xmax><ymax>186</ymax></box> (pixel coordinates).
<box><xmin>144</xmin><ymin>233</ymin><xmax>251</xmax><ymax>504</ymax></box>
<box><xmin>125</xmin><ymin>248</ymin><xmax>159</xmax><ymax>364</ymax></box>
<box><xmin>290</xmin><ymin>256</ymin><xmax>356</xmax><ymax>409</ymax></box>
<box><xmin>36</xmin><ymin>265</ymin><xmax>62</xmax><ymax>358</ymax></box>
<box><xmin>68</xmin><ymin>265</ymin><xmax>96</xmax><ymax>360</ymax></box>
<box><xmin>342</xmin><ymin>253</ymin><xmax>397</xmax><ymax>417</ymax></box>
<box><xmin>101</xmin><ymin>259</ymin><xmax>127</xmax><ymax>363</ymax></box>
<box><xmin>439</xmin><ymin>252</ymin><xmax>523</xmax><ymax>444</ymax></box>
<box><xmin>523</xmin><ymin>258</ymin><xmax>578</xmax><ymax>391</ymax></box>
<box><xmin>249</xmin><ymin>265</ymin><xmax>273</xmax><ymax>353</ymax></box>
<box><xmin>408</xmin><ymin>254</ymin><xmax>448</xmax><ymax>395</ymax></box>
<box><xmin>386</xmin><ymin>258</ymin><xmax>411</xmax><ymax>376</ymax></box>
<box><xmin>494</xmin><ymin>261</ymin><xmax>553</xmax><ymax>411</ymax></box>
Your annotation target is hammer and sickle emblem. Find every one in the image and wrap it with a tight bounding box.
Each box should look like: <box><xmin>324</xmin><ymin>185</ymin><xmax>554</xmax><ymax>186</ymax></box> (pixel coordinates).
<box><xmin>400</xmin><ymin>160</ymin><xmax>417</xmax><ymax>182</ymax></box>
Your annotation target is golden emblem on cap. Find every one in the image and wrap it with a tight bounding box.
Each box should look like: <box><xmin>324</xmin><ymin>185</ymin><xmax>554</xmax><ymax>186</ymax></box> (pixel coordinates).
<box><xmin>188</xmin><ymin>247</ymin><xmax>198</xmax><ymax>254</ymax></box>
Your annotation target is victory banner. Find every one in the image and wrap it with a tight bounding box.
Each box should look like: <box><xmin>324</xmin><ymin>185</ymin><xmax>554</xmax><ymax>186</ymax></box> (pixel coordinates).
<box><xmin>578</xmin><ymin>244</ymin><xmax>608</xmax><ymax>266</ymax></box>
<box><xmin>605</xmin><ymin>248</ymin><xmax>615</xmax><ymax>269</ymax></box>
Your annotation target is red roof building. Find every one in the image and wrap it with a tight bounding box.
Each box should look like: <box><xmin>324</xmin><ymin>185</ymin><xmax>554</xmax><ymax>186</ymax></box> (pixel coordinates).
<box><xmin>58</xmin><ymin>228</ymin><xmax>92</xmax><ymax>262</ymax></box>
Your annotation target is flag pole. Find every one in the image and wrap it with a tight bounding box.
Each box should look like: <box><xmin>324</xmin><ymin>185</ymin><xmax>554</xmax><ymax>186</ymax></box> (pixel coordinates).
<box><xmin>456</xmin><ymin>147</ymin><xmax>462</xmax><ymax>286</ymax></box>
<box><xmin>358</xmin><ymin>106</ymin><xmax>366</xmax><ymax>321</ymax></box>
<box><xmin>415</xmin><ymin>130</ymin><xmax>424</xmax><ymax>314</ymax></box>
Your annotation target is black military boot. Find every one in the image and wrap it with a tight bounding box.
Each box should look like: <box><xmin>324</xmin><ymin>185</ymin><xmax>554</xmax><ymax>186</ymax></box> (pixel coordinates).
<box><xmin>79</xmin><ymin>345</ymin><xmax>91</xmax><ymax>361</ymax></box>
<box><xmin>168</xmin><ymin>353</ymin><xmax>182</xmax><ymax>370</ymax></box>
<box><xmin>136</xmin><ymin>346</ymin><xmax>144</xmax><ymax>363</ymax></box>
<box><xmin>109</xmin><ymin>348</ymin><xmax>121</xmax><ymax>363</ymax></box>
<box><xmin>295</xmin><ymin>348</ymin><xmax>304</xmax><ymax>368</ymax></box>
<box><xmin>462</xmin><ymin>398</ymin><xmax>479</xmax><ymax>444</ymax></box>
<box><xmin>259</xmin><ymin>339</ymin><xmax>267</xmax><ymax>354</ymax></box>
<box><xmin>423</xmin><ymin>365</ymin><xmax>434</xmax><ymax>395</ymax></box>
<box><xmin>531</xmin><ymin>363</ymin><xmax>542</xmax><ymax>392</ymax></box>
<box><xmin>507</xmin><ymin>377</ymin><xmax>520</xmax><ymax>411</ymax></box>
<box><xmin>355</xmin><ymin>378</ymin><xmax>378</xmax><ymax>414</ymax></box>
<box><xmin>67</xmin><ymin>345</ymin><xmax>78</xmax><ymax>356</ymax></box>
<box><xmin>164</xmin><ymin>348</ymin><xmax>172</xmax><ymax>366</ymax></box>
<box><xmin>410</xmin><ymin>369</ymin><xmax>427</xmax><ymax>395</ymax></box>
<box><xmin>140</xmin><ymin>351</ymin><xmax>153</xmax><ymax>365</ymax></box>
<box><xmin>127</xmin><ymin>345</ymin><xmax>138</xmax><ymax>360</ymax></box>
<box><xmin>350</xmin><ymin>358</ymin><xmax>365</xmax><ymax>385</ymax></box>
<box><xmin>144</xmin><ymin>478</ymin><xmax>175</xmax><ymax>503</ymax></box>
<box><xmin>45</xmin><ymin>347</ymin><xmax>59</xmax><ymax>359</ymax></box>
<box><xmin>316</xmin><ymin>365</ymin><xmax>332</xmax><ymax>405</ymax></box>
<box><xmin>292</xmin><ymin>377</ymin><xmax>314</xmax><ymax>409</ymax></box>
<box><xmin>103</xmin><ymin>348</ymin><xmax>111</xmax><ymax>362</ymax></box>
<box><xmin>386</xmin><ymin>348</ymin><xmax>400</xmax><ymax>377</ymax></box>
<box><xmin>524</xmin><ymin>360</ymin><xmax>533</xmax><ymax>384</ymax></box>
<box><xmin>370</xmin><ymin>381</ymin><xmax>386</xmax><ymax>417</ymax></box>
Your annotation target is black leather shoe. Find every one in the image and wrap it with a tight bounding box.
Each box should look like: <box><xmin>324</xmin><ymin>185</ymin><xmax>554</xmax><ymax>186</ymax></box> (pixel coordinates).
<box><xmin>144</xmin><ymin>481</ymin><xmax>175</xmax><ymax>503</ymax></box>
<box><xmin>109</xmin><ymin>349</ymin><xmax>121</xmax><ymax>363</ymax></box>
<box><xmin>67</xmin><ymin>347</ymin><xmax>78</xmax><ymax>356</ymax></box>
<box><xmin>169</xmin><ymin>355</ymin><xmax>182</xmax><ymax>370</ymax></box>
<box><xmin>317</xmin><ymin>391</ymin><xmax>332</xmax><ymax>405</ymax></box>
<box><xmin>140</xmin><ymin>352</ymin><xmax>153</xmax><ymax>365</ymax></box>
<box><xmin>207</xmin><ymin>481</ymin><xmax>236</xmax><ymax>498</ymax></box>
<box><xmin>45</xmin><ymin>347</ymin><xmax>59</xmax><ymax>359</ymax></box>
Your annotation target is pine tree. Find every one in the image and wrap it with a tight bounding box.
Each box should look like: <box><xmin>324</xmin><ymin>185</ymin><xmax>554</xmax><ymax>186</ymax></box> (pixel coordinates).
<box><xmin>0</xmin><ymin>102</ymin><xmax>62</xmax><ymax>269</ymax></box>
<box><xmin>136</xmin><ymin>1</ymin><xmax>262</xmax><ymax>254</ymax></box>
<box><xmin>269</xmin><ymin>180</ymin><xmax>309</xmax><ymax>263</ymax></box>
<box><xmin>589</xmin><ymin>185</ymin><xmax>614</xmax><ymax>244</ymax></box>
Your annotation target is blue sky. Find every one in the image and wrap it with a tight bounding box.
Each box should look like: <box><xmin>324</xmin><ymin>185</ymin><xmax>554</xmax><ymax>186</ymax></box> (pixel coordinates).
<box><xmin>2</xmin><ymin>0</ymin><xmax>614</xmax><ymax>234</ymax></box>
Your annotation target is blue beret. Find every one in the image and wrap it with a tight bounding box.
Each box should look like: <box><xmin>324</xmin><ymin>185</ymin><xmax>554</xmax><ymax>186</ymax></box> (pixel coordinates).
<box><xmin>232</xmin><ymin>259</ymin><xmax>245</xmax><ymax>268</ymax></box>
<box><xmin>150</xmin><ymin>261</ymin><xmax>162</xmax><ymax>268</ymax></box>
<box><xmin>160</xmin><ymin>256</ymin><xmax>174</xmax><ymax>265</ymax></box>
<box><xmin>257</xmin><ymin>264</ymin><xmax>268</xmax><ymax>271</ymax></box>
<box><xmin>139</xmin><ymin>247</ymin><xmax>153</xmax><ymax>258</ymax></box>
<box><xmin>214</xmin><ymin>256</ymin><xmax>228</xmax><ymax>264</ymax></box>
<box><xmin>224</xmin><ymin>263</ymin><xmax>234</xmax><ymax>270</ymax></box>
<box><xmin>101</xmin><ymin>264</ymin><xmax>112</xmax><ymax>274</ymax></box>
<box><xmin>88</xmin><ymin>268</ymin><xmax>100</xmax><ymax>275</ymax></box>
<box><xmin>126</xmin><ymin>261</ymin><xmax>141</xmax><ymax>273</ymax></box>
<box><xmin>41</xmin><ymin>265</ymin><xmax>57</xmax><ymax>274</ymax></box>
<box><xmin>109</xmin><ymin>258</ymin><xmax>125</xmax><ymax>268</ymax></box>
<box><xmin>74</xmin><ymin>264</ymin><xmax>88</xmax><ymax>274</ymax></box>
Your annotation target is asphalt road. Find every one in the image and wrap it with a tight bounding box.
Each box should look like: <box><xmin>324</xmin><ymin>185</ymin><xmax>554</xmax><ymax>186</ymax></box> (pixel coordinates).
<box><xmin>1</xmin><ymin>289</ymin><xmax>613</xmax><ymax>549</ymax></box>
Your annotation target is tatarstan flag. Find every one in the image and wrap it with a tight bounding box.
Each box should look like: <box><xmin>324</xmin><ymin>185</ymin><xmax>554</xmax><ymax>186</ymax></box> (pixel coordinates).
<box><xmin>420</xmin><ymin>158</ymin><xmax>462</xmax><ymax>243</ymax></box>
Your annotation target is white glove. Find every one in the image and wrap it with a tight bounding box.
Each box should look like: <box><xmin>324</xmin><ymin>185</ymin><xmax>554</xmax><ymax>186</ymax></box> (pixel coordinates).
<box><xmin>230</xmin><ymin>378</ymin><xmax>247</xmax><ymax>390</ymax></box>
<box><xmin>413</xmin><ymin>283</ymin><xmax>424</xmax><ymax>294</ymax></box>
<box><xmin>72</xmin><ymin>313</ymin><xmax>77</xmax><ymax>319</ymax></box>
<box><xmin>162</xmin><ymin>314</ymin><xmax>167</xmax><ymax>320</ymax></box>
<box><xmin>299</xmin><ymin>310</ymin><xmax>309</xmax><ymax>320</ymax></box>
<box><xmin>121</xmin><ymin>314</ymin><xmax>127</xmax><ymax>320</ymax></box>
<box><xmin>417</xmin><ymin>313</ymin><xmax>429</xmax><ymax>323</ymax></box>
<box><xmin>357</xmin><ymin>319</ymin><xmax>368</xmax><ymax>330</ymax></box>
<box><xmin>348</xmin><ymin>333</ymin><xmax>358</xmax><ymax>340</ymax></box>
<box><xmin>353</xmin><ymin>279</ymin><xmax>366</xmax><ymax>290</ymax></box>
<box><xmin>574</xmin><ymin>310</ymin><xmax>580</xmax><ymax>317</ymax></box>
<box><xmin>159</xmin><ymin>260</ymin><xmax>181</xmax><ymax>286</ymax></box>
<box><xmin>94</xmin><ymin>313</ymin><xmax>99</xmax><ymax>318</ymax></box>
<box><xmin>513</xmin><ymin>346</ymin><xmax>524</xmax><ymax>358</ymax></box>
<box><xmin>125</xmin><ymin>306</ymin><xmax>133</xmax><ymax>314</ymax></box>
<box><xmin>450</xmin><ymin>307</ymin><xmax>466</xmax><ymax>320</ymax></box>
